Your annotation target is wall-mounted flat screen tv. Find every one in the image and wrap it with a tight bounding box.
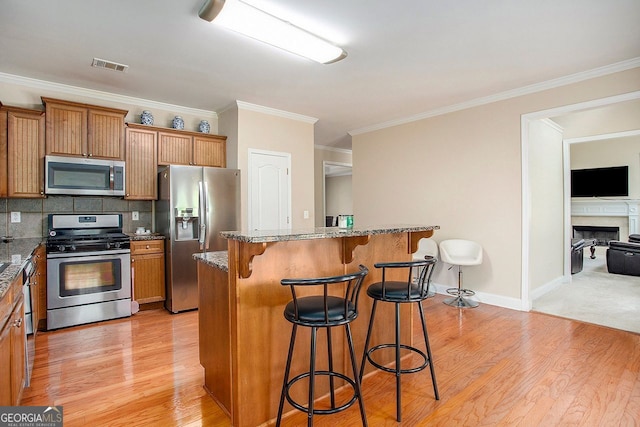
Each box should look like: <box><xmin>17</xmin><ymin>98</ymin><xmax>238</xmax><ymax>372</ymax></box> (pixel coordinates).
<box><xmin>570</xmin><ymin>166</ymin><xmax>628</xmax><ymax>197</ymax></box>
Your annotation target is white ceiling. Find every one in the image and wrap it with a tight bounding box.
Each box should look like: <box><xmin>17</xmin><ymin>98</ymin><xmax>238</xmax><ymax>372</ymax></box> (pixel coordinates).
<box><xmin>1</xmin><ymin>0</ymin><xmax>639</xmax><ymax>149</ymax></box>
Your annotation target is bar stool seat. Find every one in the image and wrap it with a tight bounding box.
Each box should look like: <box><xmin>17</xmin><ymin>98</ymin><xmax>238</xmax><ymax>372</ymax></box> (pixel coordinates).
<box><xmin>359</xmin><ymin>258</ymin><xmax>439</xmax><ymax>422</ymax></box>
<box><xmin>439</xmin><ymin>239</ymin><xmax>483</xmax><ymax>308</ymax></box>
<box><xmin>277</xmin><ymin>265</ymin><xmax>369</xmax><ymax>427</ymax></box>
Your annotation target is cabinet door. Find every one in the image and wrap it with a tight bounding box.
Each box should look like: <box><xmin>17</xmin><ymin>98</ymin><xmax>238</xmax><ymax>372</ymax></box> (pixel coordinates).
<box><xmin>132</xmin><ymin>252</ymin><xmax>165</xmax><ymax>304</ymax></box>
<box><xmin>10</xmin><ymin>296</ymin><xmax>25</xmax><ymax>405</ymax></box>
<box><xmin>125</xmin><ymin>128</ymin><xmax>158</xmax><ymax>200</ymax></box>
<box><xmin>45</xmin><ymin>102</ymin><xmax>87</xmax><ymax>156</ymax></box>
<box><xmin>193</xmin><ymin>135</ymin><xmax>226</xmax><ymax>167</ymax></box>
<box><xmin>33</xmin><ymin>245</ymin><xmax>46</xmax><ymax>332</ymax></box>
<box><xmin>7</xmin><ymin>110</ymin><xmax>45</xmax><ymax>198</ymax></box>
<box><xmin>0</xmin><ymin>319</ymin><xmax>11</xmax><ymax>405</ymax></box>
<box><xmin>0</xmin><ymin>111</ymin><xmax>7</xmax><ymax>197</ymax></box>
<box><xmin>88</xmin><ymin>109</ymin><xmax>125</xmax><ymax>159</ymax></box>
<box><xmin>158</xmin><ymin>131</ymin><xmax>193</xmax><ymax>165</ymax></box>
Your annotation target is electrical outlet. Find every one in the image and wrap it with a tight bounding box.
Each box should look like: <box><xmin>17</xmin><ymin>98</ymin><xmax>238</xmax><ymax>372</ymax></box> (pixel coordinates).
<box><xmin>10</xmin><ymin>212</ymin><xmax>21</xmax><ymax>223</ymax></box>
<box><xmin>132</xmin><ymin>211</ymin><xmax>139</xmax><ymax>221</ymax></box>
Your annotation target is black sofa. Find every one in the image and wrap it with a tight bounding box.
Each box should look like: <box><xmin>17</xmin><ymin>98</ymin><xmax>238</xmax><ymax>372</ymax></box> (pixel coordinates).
<box><xmin>606</xmin><ymin>236</ymin><xmax>640</xmax><ymax>277</ymax></box>
<box><xmin>571</xmin><ymin>238</ymin><xmax>585</xmax><ymax>274</ymax></box>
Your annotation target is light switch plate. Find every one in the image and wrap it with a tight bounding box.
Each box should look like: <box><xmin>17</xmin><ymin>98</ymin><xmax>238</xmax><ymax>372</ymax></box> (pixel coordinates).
<box><xmin>132</xmin><ymin>211</ymin><xmax>139</xmax><ymax>221</ymax></box>
<box><xmin>10</xmin><ymin>212</ymin><xmax>21</xmax><ymax>223</ymax></box>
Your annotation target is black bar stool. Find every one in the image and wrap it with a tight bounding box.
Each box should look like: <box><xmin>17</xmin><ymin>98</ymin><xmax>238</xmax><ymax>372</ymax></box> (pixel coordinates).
<box><xmin>359</xmin><ymin>257</ymin><xmax>439</xmax><ymax>422</ymax></box>
<box><xmin>276</xmin><ymin>265</ymin><xmax>369</xmax><ymax>427</ymax></box>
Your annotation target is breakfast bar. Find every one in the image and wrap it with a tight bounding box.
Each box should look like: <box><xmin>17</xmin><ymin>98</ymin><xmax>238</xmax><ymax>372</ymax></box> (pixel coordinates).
<box><xmin>195</xmin><ymin>224</ymin><xmax>439</xmax><ymax>426</ymax></box>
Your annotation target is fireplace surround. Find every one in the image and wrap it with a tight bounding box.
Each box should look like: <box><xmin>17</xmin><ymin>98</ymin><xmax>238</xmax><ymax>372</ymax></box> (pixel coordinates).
<box><xmin>571</xmin><ymin>199</ymin><xmax>639</xmax><ymax>239</ymax></box>
<box><xmin>573</xmin><ymin>225</ymin><xmax>619</xmax><ymax>246</ymax></box>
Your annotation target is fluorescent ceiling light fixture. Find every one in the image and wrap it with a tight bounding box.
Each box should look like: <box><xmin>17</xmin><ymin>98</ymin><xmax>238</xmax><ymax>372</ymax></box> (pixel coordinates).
<box><xmin>198</xmin><ymin>0</ymin><xmax>347</xmax><ymax>64</ymax></box>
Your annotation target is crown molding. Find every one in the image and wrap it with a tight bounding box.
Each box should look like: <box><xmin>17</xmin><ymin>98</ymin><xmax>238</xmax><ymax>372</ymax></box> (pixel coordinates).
<box><xmin>349</xmin><ymin>57</ymin><xmax>640</xmax><ymax>136</ymax></box>
<box><xmin>0</xmin><ymin>72</ymin><xmax>217</xmax><ymax>118</ymax></box>
<box><xmin>314</xmin><ymin>144</ymin><xmax>352</xmax><ymax>154</ymax></box>
<box><xmin>236</xmin><ymin>100</ymin><xmax>318</xmax><ymax>124</ymax></box>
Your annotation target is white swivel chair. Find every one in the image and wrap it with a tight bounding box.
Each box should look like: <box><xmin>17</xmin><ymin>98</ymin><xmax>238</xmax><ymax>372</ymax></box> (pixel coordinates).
<box><xmin>413</xmin><ymin>238</ymin><xmax>439</xmax><ymax>297</ymax></box>
<box><xmin>439</xmin><ymin>239</ymin><xmax>483</xmax><ymax>308</ymax></box>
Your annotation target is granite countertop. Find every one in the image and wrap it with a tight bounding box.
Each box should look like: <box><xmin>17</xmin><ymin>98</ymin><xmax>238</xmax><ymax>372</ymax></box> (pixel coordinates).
<box><xmin>0</xmin><ymin>237</ymin><xmax>44</xmax><ymax>300</ymax></box>
<box><xmin>193</xmin><ymin>251</ymin><xmax>228</xmax><ymax>272</ymax></box>
<box><xmin>220</xmin><ymin>224</ymin><xmax>440</xmax><ymax>244</ymax></box>
<box><xmin>128</xmin><ymin>233</ymin><xmax>166</xmax><ymax>241</ymax></box>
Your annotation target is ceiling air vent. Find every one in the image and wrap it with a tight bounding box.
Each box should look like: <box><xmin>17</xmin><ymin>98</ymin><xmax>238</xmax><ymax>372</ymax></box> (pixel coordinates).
<box><xmin>91</xmin><ymin>58</ymin><xmax>129</xmax><ymax>72</ymax></box>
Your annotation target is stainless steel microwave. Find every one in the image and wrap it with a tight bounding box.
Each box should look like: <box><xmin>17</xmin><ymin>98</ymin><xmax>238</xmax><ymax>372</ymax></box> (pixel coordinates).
<box><xmin>45</xmin><ymin>155</ymin><xmax>126</xmax><ymax>196</ymax></box>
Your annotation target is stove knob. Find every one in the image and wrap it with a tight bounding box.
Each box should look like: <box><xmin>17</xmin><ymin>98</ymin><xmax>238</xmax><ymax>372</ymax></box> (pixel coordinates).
<box><xmin>114</xmin><ymin>242</ymin><xmax>121</xmax><ymax>249</ymax></box>
<box><xmin>70</xmin><ymin>245</ymin><xmax>76</xmax><ymax>252</ymax></box>
<box><xmin>57</xmin><ymin>245</ymin><xmax>66</xmax><ymax>252</ymax></box>
<box><xmin>106</xmin><ymin>242</ymin><xmax>111</xmax><ymax>249</ymax></box>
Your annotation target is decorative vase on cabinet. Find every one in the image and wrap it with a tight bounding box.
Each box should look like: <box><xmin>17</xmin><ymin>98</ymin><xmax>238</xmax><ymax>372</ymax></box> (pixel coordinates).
<box><xmin>199</xmin><ymin>120</ymin><xmax>210</xmax><ymax>133</ymax></box>
<box><xmin>172</xmin><ymin>116</ymin><xmax>184</xmax><ymax>130</ymax></box>
<box><xmin>140</xmin><ymin>110</ymin><xmax>154</xmax><ymax>125</ymax></box>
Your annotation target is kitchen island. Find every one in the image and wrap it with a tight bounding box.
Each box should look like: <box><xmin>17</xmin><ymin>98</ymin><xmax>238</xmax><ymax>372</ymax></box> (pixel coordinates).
<box><xmin>195</xmin><ymin>225</ymin><xmax>439</xmax><ymax>427</ymax></box>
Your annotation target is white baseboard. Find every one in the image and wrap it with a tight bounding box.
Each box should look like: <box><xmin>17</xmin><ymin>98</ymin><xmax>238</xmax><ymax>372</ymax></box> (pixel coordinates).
<box><xmin>528</xmin><ymin>275</ymin><xmax>567</xmax><ymax>301</ymax></box>
<box><xmin>430</xmin><ymin>281</ymin><xmax>526</xmax><ymax>312</ymax></box>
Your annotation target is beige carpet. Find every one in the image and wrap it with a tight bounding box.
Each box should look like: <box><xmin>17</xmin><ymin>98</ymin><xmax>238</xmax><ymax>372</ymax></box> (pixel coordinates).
<box><xmin>532</xmin><ymin>248</ymin><xmax>640</xmax><ymax>334</ymax></box>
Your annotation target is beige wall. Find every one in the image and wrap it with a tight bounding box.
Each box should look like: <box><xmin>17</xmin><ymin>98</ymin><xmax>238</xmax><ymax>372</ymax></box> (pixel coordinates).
<box><xmin>326</xmin><ymin>175</ymin><xmax>353</xmax><ymax>218</ymax></box>
<box><xmin>352</xmin><ymin>67</ymin><xmax>640</xmax><ymax>306</ymax></box>
<box><xmin>232</xmin><ymin>106</ymin><xmax>316</xmax><ymax>229</ymax></box>
<box><xmin>528</xmin><ymin>119</ymin><xmax>565</xmax><ymax>292</ymax></box>
<box><xmin>570</xmin><ymin>135</ymin><xmax>640</xmax><ymax>199</ymax></box>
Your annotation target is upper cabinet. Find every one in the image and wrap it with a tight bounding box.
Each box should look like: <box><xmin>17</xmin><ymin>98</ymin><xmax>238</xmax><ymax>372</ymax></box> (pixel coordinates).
<box><xmin>0</xmin><ymin>105</ymin><xmax>46</xmax><ymax>198</ymax></box>
<box><xmin>125</xmin><ymin>124</ymin><xmax>158</xmax><ymax>200</ymax></box>
<box><xmin>157</xmin><ymin>128</ymin><xmax>226</xmax><ymax>167</ymax></box>
<box><xmin>42</xmin><ymin>97</ymin><xmax>127</xmax><ymax>160</ymax></box>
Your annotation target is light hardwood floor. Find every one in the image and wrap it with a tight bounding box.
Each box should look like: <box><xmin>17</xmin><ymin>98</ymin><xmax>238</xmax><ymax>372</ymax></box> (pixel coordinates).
<box><xmin>21</xmin><ymin>295</ymin><xmax>640</xmax><ymax>426</ymax></box>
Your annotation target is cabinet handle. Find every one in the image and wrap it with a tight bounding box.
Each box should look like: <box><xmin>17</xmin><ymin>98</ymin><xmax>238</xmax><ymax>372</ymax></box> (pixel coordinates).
<box><xmin>13</xmin><ymin>317</ymin><xmax>22</xmax><ymax>328</ymax></box>
<box><xmin>146</xmin><ymin>245</ymin><xmax>150</xmax><ymax>249</ymax></box>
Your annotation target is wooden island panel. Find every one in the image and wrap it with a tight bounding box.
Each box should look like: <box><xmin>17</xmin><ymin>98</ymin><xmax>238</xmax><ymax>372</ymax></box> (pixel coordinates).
<box><xmin>197</xmin><ymin>225</ymin><xmax>440</xmax><ymax>427</ymax></box>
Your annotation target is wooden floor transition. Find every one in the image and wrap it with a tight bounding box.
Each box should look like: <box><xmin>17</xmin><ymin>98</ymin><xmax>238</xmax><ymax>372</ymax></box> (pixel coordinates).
<box><xmin>21</xmin><ymin>295</ymin><xmax>640</xmax><ymax>426</ymax></box>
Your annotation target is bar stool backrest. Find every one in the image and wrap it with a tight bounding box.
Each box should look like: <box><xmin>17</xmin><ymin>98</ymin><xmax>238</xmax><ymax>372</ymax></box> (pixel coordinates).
<box><xmin>374</xmin><ymin>257</ymin><xmax>437</xmax><ymax>301</ymax></box>
<box><xmin>281</xmin><ymin>265</ymin><xmax>369</xmax><ymax>326</ymax></box>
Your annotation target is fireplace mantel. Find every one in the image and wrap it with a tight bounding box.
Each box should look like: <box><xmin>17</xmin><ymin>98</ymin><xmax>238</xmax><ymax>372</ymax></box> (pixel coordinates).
<box><xmin>571</xmin><ymin>199</ymin><xmax>639</xmax><ymax>235</ymax></box>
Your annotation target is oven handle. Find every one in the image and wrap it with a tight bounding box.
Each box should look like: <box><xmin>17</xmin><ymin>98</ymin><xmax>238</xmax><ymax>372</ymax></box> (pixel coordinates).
<box><xmin>46</xmin><ymin>248</ymin><xmax>131</xmax><ymax>259</ymax></box>
<box><xmin>109</xmin><ymin>165</ymin><xmax>114</xmax><ymax>190</ymax></box>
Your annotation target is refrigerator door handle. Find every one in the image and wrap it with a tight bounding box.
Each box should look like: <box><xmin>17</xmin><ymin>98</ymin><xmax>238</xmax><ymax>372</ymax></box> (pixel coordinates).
<box><xmin>203</xmin><ymin>182</ymin><xmax>210</xmax><ymax>250</ymax></box>
<box><xmin>198</xmin><ymin>182</ymin><xmax>206</xmax><ymax>249</ymax></box>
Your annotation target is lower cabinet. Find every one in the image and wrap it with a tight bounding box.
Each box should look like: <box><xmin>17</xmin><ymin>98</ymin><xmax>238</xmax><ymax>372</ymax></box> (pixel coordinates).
<box><xmin>131</xmin><ymin>239</ymin><xmax>166</xmax><ymax>305</ymax></box>
<box><xmin>0</xmin><ymin>275</ymin><xmax>26</xmax><ymax>405</ymax></box>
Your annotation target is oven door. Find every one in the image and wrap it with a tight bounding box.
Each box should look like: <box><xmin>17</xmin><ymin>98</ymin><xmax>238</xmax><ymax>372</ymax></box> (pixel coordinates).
<box><xmin>47</xmin><ymin>249</ymin><xmax>131</xmax><ymax>309</ymax></box>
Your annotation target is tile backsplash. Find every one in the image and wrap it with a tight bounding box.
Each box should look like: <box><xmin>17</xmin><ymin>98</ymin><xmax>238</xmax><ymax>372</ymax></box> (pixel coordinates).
<box><xmin>0</xmin><ymin>196</ymin><xmax>153</xmax><ymax>238</ymax></box>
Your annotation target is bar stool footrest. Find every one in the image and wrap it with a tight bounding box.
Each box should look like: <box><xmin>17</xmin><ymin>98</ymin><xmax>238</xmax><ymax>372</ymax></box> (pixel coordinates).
<box><xmin>446</xmin><ymin>287</ymin><xmax>475</xmax><ymax>297</ymax></box>
<box><xmin>364</xmin><ymin>343</ymin><xmax>429</xmax><ymax>375</ymax></box>
<box><xmin>285</xmin><ymin>370</ymin><xmax>358</xmax><ymax>415</ymax></box>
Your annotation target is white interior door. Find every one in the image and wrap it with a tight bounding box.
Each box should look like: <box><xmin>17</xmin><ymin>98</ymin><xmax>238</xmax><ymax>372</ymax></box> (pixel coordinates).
<box><xmin>248</xmin><ymin>149</ymin><xmax>291</xmax><ymax>230</ymax></box>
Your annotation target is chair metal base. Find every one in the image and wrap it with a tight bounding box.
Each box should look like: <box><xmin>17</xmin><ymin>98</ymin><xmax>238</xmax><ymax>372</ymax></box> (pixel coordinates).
<box><xmin>444</xmin><ymin>266</ymin><xmax>479</xmax><ymax>308</ymax></box>
<box><xmin>443</xmin><ymin>295</ymin><xmax>479</xmax><ymax>308</ymax></box>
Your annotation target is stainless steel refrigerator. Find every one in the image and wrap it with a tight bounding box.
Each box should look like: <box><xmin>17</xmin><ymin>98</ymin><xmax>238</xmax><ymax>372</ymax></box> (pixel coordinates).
<box><xmin>156</xmin><ymin>165</ymin><xmax>240</xmax><ymax>313</ymax></box>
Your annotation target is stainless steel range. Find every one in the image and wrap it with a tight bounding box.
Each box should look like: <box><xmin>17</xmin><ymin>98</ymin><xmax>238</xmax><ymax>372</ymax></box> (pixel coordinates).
<box><xmin>46</xmin><ymin>214</ymin><xmax>131</xmax><ymax>330</ymax></box>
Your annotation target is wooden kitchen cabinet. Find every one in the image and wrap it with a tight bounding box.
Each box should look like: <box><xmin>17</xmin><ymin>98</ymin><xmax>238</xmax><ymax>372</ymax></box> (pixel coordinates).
<box><xmin>0</xmin><ymin>103</ymin><xmax>6</xmax><ymax>197</ymax></box>
<box><xmin>158</xmin><ymin>128</ymin><xmax>226</xmax><ymax>167</ymax></box>
<box><xmin>125</xmin><ymin>124</ymin><xmax>158</xmax><ymax>200</ymax></box>
<box><xmin>42</xmin><ymin>97</ymin><xmax>127</xmax><ymax>160</ymax></box>
<box><xmin>131</xmin><ymin>239</ymin><xmax>166</xmax><ymax>305</ymax></box>
<box><xmin>0</xmin><ymin>274</ymin><xmax>26</xmax><ymax>405</ymax></box>
<box><xmin>0</xmin><ymin>105</ymin><xmax>46</xmax><ymax>198</ymax></box>
<box><xmin>32</xmin><ymin>244</ymin><xmax>46</xmax><ymax>331</ymax></box>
